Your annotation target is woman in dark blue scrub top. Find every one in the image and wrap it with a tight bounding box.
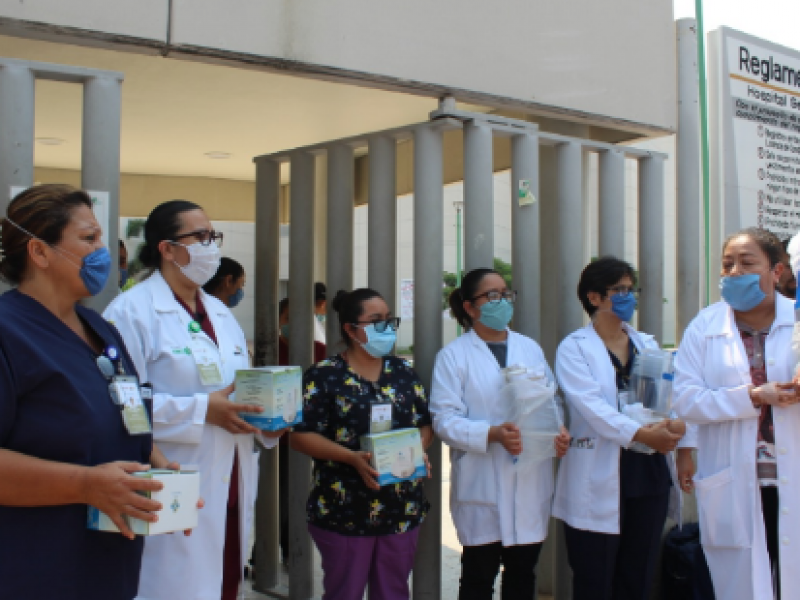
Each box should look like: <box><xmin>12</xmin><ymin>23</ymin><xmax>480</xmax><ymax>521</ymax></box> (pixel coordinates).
<box><xmin>0</xmin><ymin>185</ymin><xmax>175</xmax><ymax>600</ymax></box>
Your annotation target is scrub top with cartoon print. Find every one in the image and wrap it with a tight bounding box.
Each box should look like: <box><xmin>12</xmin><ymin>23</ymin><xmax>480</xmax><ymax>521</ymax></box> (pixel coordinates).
<box><xmin>295</xmin><ymin>354</ymin><xmax>431</xmax><ymax>536</ymax></box>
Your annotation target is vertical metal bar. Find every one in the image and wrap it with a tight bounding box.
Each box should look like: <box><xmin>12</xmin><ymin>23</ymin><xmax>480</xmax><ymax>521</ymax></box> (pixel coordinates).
<box><xmin>511</xmin><ymin>132</ymin><xmax>541</xmax><ymax>341</ymax></box>
<box><xmin>412</xmin><ymin>123</ymin><xmax>443</xmax><ymax>600</ymax></box>
<box><xmin>638</xmin><ymin>155</ymin><xmax>666</xmax><ymax>343</ymax></box>
<box><xmin>326</xmin><ymin>144</ymin><xmax>355</xmax><ymax>348</ymax></box>
<box><xmin>367</xmin><ymin>136</ymin><xmax>397</xmax><ymax>305</ymax></box>
<box><xmin>81</xmin><ymin>75</ymin><xmax>123</xmax><ymax>312</ymax></box>
<box><xmin>676</xmin><ymin>18</ymin><xmax>703</xmax><ymax>340</ymax></box>
<box><xmin>598</xmin><ymin>148</ymin><xmax>626</xmax><ymax>258</ymax></box>
<box><xmin>463</xmin><ymin>121</ymin><xmax>494</xmax><ymax>270</ymax></box>
<box><xmin>556</xmin><ymin>141</ymin><xmax>585</xmax><ymax>338</ymax></box>
<box><xmin>252</xmin><ymin>157</ymin><xmax>282</xmax><ymax>593</ymax></box>
<box><xmin>287</xmin><ymin>151</ymin><xmax>315</xmax><ymax>600</ymax></box>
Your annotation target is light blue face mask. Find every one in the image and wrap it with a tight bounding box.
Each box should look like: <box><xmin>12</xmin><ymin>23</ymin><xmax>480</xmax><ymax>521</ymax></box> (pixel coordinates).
<box><xmin>316</xmin><ymin>314</ymin><xmax>326</xmax><ymax>324</ymax></box>
<box><xmin>228</xmin><ymin>287</ymin><xmax>244</xmax><ymax>308</ymax></box>
<box><xmin>360</xmin><ymin>323</ymin><xmax>397</xmax><ymax>357</ymax></box>
<box><xmin>720</xmin><ymin>273</ymin><xmax>765</xmax><ymax>312</ymax></box>
<box><xmin>478</xmin><ymin>299</ymin><xmax>514</xmax><ymax>331</ymax></box>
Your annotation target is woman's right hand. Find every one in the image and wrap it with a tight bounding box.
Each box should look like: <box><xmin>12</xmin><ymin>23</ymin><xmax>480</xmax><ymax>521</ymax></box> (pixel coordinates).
<box><xmin>348</xmin><ymin>450</ymin><xmax>380</xmax><ymax>491</ymax></box>
<box><xmin>205</xmin><ymin>383</ymin><xmax>262</xmax><ymax>434</ymax></box>
<box><xmin>489</xmin><ymin>423</ymin><xmax>522</xmax><ymax>456</ymax></box>
<box><xmin>633</xmin><ymin>422</ymin><xmax>681</xmax><ymax>454</ymax></box>
<box><xmin>81</xmin><ymin>462</ymin><xmax>165</xmax><ymax>540</ymax></box>
<box><xmin>750</xmin><ymin>382</ymin><xmax>798</xmax><ymax>408</ymax></box>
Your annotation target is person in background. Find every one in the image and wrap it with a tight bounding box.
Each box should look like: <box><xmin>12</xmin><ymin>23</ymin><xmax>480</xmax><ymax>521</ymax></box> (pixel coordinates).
<box><xmin>314</xmin><ymin>281</ymin><xmax>327</xmax><ymax>345</ymax></box>
<box><xmin>279</xmin><ymin>297</ymin><xmax>327</xmax><ymax>365</ymax></box>
<box><xmin>203</xmin><ymin>256</ymin><xmax>246</xmax><ymax>309</ymax></box>
<box><xmin>778</xmin><ymin>238</ymin><xmax>796</xmax><ymax>299</ymax></box>
<box><xmin>104</xmin><ymin>200</ymin><xmax>285</xmax><ymax>600</ymax></box>
<box><xmin>431</xmin><ymin>267</ymin><xmax>570</xmax><ymax>600</ymax></box>
<box><xmin>119</xmin><ymin>239</ymin><xmax>129</xmax><ymax>289</ymax></box>
<box><xmin>291</xmin><ymin>288</ymin><xmax>433</xmax><ymax>600</ymax></box>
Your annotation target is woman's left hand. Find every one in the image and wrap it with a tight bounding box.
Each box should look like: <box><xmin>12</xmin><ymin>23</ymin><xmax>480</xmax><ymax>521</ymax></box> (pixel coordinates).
<box><xmin>554</xmin><ymin>426</ymin><xmax>571</xmax><ymax>458</ymax></box>
<box><xmin>676</xmin><ymin>448</ymin><xmax>696</xmax><ymax>493</ymax></box>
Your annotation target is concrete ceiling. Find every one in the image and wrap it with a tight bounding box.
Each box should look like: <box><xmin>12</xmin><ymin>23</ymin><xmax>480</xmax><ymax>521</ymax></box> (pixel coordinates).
<box><xmin>0</xmin><ymin>34</ymin><xmax>488</xmax><ymax>182</ymax></box>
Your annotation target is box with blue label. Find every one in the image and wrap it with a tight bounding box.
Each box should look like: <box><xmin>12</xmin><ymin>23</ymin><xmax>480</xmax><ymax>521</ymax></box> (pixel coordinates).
<box><xmin>359</xmin><ymin>428</ymin><xmax>426</xmax><ymax>486</ymax></box>
<box><xmin>234</xmin><ymin>367</ymin><xmax>303</xmax><ymax>431</ymax></box>
<box><xmin>87</xmin><ymin>470</ymin><xmax>200</xmax><ymax>535</ymax></box>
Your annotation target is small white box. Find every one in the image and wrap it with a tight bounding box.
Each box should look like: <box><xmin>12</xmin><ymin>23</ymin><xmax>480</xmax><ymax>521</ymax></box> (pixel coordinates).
<box><xmin>234</xmin><ymin>367</ymin><xmax>303</xmax><ymax>431</ymax></box>
<box><xmin>87</xmin><ymin>470</ymin><xmax>200</xmax><ymax>535</ymax></box>
<box><xmin>359</xmin><ymin>428</ymin><xmax>426</xmax><ymax>486</ymax></box>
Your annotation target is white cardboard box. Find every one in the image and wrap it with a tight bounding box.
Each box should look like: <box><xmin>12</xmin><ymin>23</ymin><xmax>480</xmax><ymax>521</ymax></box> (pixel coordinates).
<box><xmin>87</xmin><ymin>470</ymin><xmax>200</xmax><ymax>535</ymax></box>
<box><xmin>359</xmin><ymin>428</ymin><xmax>426</xmax><ymax>486</ymax></box>
<box><xmin>234</xmin><ymin>367</ymin><xmax>303</xmax><ymax>431</ymax></box>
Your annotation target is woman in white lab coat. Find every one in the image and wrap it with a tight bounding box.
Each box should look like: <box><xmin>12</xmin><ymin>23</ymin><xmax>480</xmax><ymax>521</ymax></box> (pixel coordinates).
<box><xmin>674</xmin><ymin>227</ymin><xmax>800</xmax><ymax>600</ymax></box>
<box><xmin>104</xmin><ymin>200</ymin><xmax>284</xmax><ymax>600</ymax></box>
<box><xmin>431</xmin><ymin>268</ymin><xmax>570</xmax><ymax>600</ymax></box>
<box><xmin>553</xmin><ymin>256</ymin><xmax>690</xmax><ymax>600</ymax></box>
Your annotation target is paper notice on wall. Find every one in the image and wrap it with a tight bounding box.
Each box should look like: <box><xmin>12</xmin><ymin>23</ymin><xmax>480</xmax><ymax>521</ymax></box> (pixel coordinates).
<box><xmin>400</xmin><ymin>279</ymin><xmax>414</xmax><ymax>320</ymax></box>
<box><xmin>518</xmin><ymin>180</ymin><xmax>536</xmax><ymax>206</ymax></box>
<box><xmin>87</xmin><ymin>190</ymin><xmax>110</xmax><ymax>247</ymax></box>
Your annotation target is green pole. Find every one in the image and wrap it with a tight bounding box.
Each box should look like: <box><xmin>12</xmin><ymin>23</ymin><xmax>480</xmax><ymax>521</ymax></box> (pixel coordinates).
<box><xmin>695</xmin><ymin>0</ymin><xmax>712</xmax><ymax>306</ymax></box>
<box><xmin>456</xmin><ymin>205</ymin><xmax>462</xmax><ymax>336</ymax></box>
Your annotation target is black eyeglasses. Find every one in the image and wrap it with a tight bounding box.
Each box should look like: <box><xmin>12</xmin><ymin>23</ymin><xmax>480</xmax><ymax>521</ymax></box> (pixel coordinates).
<box><xmin>471</xmin><ymin>290</ymin><xmax>517</xmax><ymax>304</ymax></box>
<box><xmin>353</xmin><ymin>317</ymin><xmax>401</xmax><ymax>333</ymax></box>
<box><xmin>172</xmin><ymin>229</ymin><xmax>224</xmax><ymax>248</ymax></box>
<box><xmin>606</xmin><ymin>285</ymin><xmax>641</xmax><ymax>298</ymax></box>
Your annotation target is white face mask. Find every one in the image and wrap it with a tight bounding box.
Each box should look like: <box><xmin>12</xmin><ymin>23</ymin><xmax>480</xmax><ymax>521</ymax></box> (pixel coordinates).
<box><xmin>173</xmin><ymin>242</ymin><xmax>221</xmax><ymax>286</ymax></box>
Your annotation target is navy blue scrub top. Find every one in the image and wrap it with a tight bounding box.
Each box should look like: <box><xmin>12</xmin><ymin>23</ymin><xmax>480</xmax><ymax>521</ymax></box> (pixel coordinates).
<box><xmin>0</xmin><ymin>290</ymin><xmax>152</xmax><ymax>600</ymax></box>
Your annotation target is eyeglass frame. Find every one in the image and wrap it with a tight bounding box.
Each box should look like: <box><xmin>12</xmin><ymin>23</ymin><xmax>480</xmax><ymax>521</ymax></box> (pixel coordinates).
<box><xmin>171</xmin><ymin>229</ymin><xmax>224</xmax><ymax>248</ymax></box>
<box><xmin>606</xmin><ymin>285</ymin><xmax>641</xmax><ymax>298</ymax></box>
<box><xmin>470</xmin><ymin>290</ymin><xmax>518</xmax><ymax>304</ymax></box>
<box><xmin>352</xmin><ymin>317</ymin><xmax>401</xmax><ymax>333</ymax></box>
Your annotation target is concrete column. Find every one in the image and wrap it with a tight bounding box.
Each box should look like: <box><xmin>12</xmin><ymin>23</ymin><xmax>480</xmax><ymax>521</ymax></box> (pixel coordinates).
<box><xmin>367</xmin><ymin>136</ymin><xmax>398</xmax><ymax>308</ymax></box>
<box><xmin>252</xmin><ymin>157</ymin><xmax>282</xmax><ymax>593</ymax></box>
<box><xmin>556</xmin><ymin>142</ymin><xmax>585</xmax><ymax>339</ymax></box>
<box><xmin>463</xmin><ymin>121</ymin><xmax>494</xmax><ymax>270</ymax></box>
<box><xmin>638</xmin><ymin>155</ymin><xmax>666</xmax><ymax>343</ymax></box>
<box><xmin>325</xmin><ymin>144</ymin><xmax>355</xmax><ymax>349</ymax></box>
<box><xmin>676</xmin><ymin>18</ymin><xmax>703</xmax><ymax>340</ymax></box>
<box><xmin>412</xmin><ymin>123</ymin><xmax>443</xmax><ymax>600</ymax></box>
<box><xmin>598</xmin><ymin>148</ymin><xmax>626</xmax><ymax>258</ymax></box>
<box><xmin>287</xmin><ymin>151</ymin><xmax>316</xmax><ymax>600</ymax></box>
<box><xmin>511</xmin><ymin>132</ymin><xmax>541</xmax><ymax>341</ymax></box>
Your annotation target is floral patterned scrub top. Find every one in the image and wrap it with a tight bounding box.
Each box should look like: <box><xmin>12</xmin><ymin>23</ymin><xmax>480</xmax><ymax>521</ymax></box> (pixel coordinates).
<box><xmin>294</xmin><ymin>354</ymin><xmax>431</xmax><ymax>536</ymax></box>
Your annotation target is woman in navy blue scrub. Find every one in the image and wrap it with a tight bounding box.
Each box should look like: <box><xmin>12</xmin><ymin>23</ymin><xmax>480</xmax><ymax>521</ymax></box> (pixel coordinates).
<box><xmin>0</xmin><ymin>185</ymin><xmax>176</xmax><ymax>600</ymax></box>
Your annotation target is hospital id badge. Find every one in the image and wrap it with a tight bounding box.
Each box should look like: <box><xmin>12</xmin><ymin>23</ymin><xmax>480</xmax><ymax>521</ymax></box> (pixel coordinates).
<box><xmin>110</xmin><ymin>376</ymin><xmax>152</xmax><ymax>435</ymax></box>
<box><xmin>188</xmin><ymin>337</ymin><xmax>224</xmax><ymax>386</ymax></box>
<box><xmin>370</xmin><ymin>402</ymin><xmax>392</xmax><ymax>434</ymax></box>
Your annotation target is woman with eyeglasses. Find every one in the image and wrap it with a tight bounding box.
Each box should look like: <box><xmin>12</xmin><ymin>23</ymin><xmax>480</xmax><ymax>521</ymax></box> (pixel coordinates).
<box><xmin>552</xmin><ymin>256</ymin><xmax>690</xmax><ymax>600</ymax></box>
<box><xmin>290</xmin><ymin>288</ymin><xmax>433</xmax><ymax>600</ymax></box>
<box><xmin>430</xmin><ymin>268</ymin><xmax>571</xmax><ymax>600</ymax></box>
<box><xmin>104</xmin><ymin>200</ymin><xmax>285</xmax><ymax>600</ymax></box>
<box><xmin>0</xmin><ymin>185</ymin><xmax>185</xmax><ymax>600</ymax></box>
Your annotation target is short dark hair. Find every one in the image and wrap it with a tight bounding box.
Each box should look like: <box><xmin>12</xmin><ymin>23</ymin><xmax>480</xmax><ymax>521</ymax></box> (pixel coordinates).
<box><xmin>448</xmin><ymin>268</ymin><xmax>497</xmax><ymax>330</ymax></box>
<box><xmin>331</xmin><ymin>288</ymin><xmax>382</xmax><ymax>347</ymax></box>
<box><xmin>315</xmin><ymin>282</ymin><xmax>326</xmax><ymax>302</ymax></box>
<box><xmin>139</xmin><ymin>200</ymin><xmax>202</xmax><ymax>269</ymax></box>
<box><xmin>0</xmin><ymin>184</ymin><xmax>93</xmax><ymax>285</ymax></box>
<box><xmin>279</xmin><ymin>297</ymin><xmax>289</xmax><ymax>317</ymax></box>
<box><xmin>577</xmin><ymin>256</ymin><xmax>637</xmax><ymax>316</ymax></box>
<box><xmin>202</xmin><ymin>257</ymin><xmax>244</xmax><ymax>295</ymax></box>
<box><xmin>723</xmin><ymin>227</ymin><xmax>783</xmax><ymax>268</ymax></box>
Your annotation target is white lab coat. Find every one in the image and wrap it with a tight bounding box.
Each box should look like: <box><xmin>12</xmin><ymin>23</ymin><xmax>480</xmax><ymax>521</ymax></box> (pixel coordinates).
<box><xmin>104</xmin><ymin>270</ymin><xmax>276</xmax><ymax>600</ymax></box>
<box><xmin>552</xmin><ymin>323</ymin><xmax>685</xmax><ymax>535</ymax></box>
<box><xmin>430</xmin><ymin>329</ymin><xmax>555</xmax><ymax>547</ymax></box>
<box><xmin>673</xmin><ymin>297</ymin><xmax>800</xmax><ymax>600</ymax></box>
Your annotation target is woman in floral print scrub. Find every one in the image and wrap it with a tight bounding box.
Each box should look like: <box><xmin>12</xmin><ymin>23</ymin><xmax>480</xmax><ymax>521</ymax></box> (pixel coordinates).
<box><xmin>291</xmin><ymin>288</ymin><xmax>433</xmax><ymax>600</ymax></box>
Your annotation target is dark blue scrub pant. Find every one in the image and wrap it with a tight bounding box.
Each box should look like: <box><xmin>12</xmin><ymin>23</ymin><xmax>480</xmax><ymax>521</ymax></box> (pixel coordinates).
<box><xmin>564</xmin><ymin>491</ymin><xmax>670</xmax><ymax>600</ymax></box>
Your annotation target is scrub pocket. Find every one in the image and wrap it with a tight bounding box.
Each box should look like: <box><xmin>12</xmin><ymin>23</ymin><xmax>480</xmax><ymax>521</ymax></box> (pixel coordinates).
<box><xmin>453</xmin><ymin>452</ymin><xmax>497</xmax><ymax>506</ymax></box>
<box><xmin>694</xmin><ymin>467</ymin><xmax>751</xmax><ymax>548</ymax></box>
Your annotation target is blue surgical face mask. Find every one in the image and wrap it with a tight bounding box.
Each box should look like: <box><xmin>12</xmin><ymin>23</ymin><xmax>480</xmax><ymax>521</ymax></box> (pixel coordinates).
<box><xmin>119</xmin><ymin>268</ymin><xmax>129</xmax><ymax>287</ymax></box>
<box><xmin>720</xmin><ymin>273</ymin><xmax>765</xmax><ymax>312</ymax></box>
<box><xmin>478</xmin><ymin>299</ymin><xmax>514</xmax><ymax>331</ymax></box>
<box><xmin>316</xmin><ymin>314</ymin><xmax>326</xmax><ymax>324</ymax></box>
<box><xmin>228</xmin><ymin>287</ymin><xmax>244</xmax><ymax>308</ymax></box>
<box><xmin>610</xmin><ymin>292</ymin><xmax>637</xmax><ymax>322</ymax></box>
<box><xmin>360</xmin><ymin>323</ymin><xmax>397</xmax><ymax>358</ymax></box>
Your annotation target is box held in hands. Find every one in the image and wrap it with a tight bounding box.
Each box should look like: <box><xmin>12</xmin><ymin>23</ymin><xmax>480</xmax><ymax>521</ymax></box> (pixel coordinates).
<box><xmin>359</xmin><ymin>428</ymin><xmax>426</xmax><ymax>486</ymax></box>
<box><xmin>234</xmin><ymin>366</ymin><xmax>303</xmax><ymax>431</ymax></box>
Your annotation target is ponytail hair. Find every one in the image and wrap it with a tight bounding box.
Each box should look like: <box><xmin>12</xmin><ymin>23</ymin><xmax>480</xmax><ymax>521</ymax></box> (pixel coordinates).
<box><xmin>448</xmin><ymin>267</ymin><xmax>497</xmax><ymax>330</ymax></box>
<box><xmin>331</xmin><ymin>287</ymin><xmax>383</xmax><ymax>347</ymax></box>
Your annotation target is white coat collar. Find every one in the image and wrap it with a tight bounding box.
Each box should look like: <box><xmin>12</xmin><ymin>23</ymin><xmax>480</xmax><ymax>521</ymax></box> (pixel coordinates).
<box><xmin>148</xmin><ymin>269</ymin><xmax>228</xmax><ymax>319</ymax></box>
<box><xmin>704</xmin><ymin>296</ymin><xmax>794</xmax><ymax>338</ymax></box>
<box><xmin>465</xmin><ymin>327</ymin><xmax>513</xmax><ymax>348</ymax></box>
<box><xmin>570</xmin><ymin>321</ymin><xmax>653</xmax><ymax>351</ymax></box>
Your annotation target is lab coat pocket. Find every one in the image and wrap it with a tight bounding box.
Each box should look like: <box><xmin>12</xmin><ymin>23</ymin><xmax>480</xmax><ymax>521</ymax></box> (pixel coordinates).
<box><xmin>694</xmin><ymin>467</ymin><xmax>751</xmax><ymax>548</ymax></box>
<box><xmin>453</xmin><ymin>452</ymin><xmax>497</xmax><ymax>506</ymax></box>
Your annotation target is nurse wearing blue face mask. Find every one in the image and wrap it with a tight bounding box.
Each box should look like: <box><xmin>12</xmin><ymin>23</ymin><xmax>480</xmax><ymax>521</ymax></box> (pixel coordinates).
<box><xmin>291</xmin><ymin>288</ymin><xmax>433</xmax><ymax>600</ymax></box>
<box><xmin>431</xmin><ymin>268</ymin><xmax>571</xmax><ymax>600</ymax></box>
<box><xmin>203</xmin><ymin>256</ymin><xmax>246</xmax><ymax>309</ymax></box>
<box><xmin>553</xmin><ymin>256</ymin><xmax>690</xmax><ymax>600</ymax></box>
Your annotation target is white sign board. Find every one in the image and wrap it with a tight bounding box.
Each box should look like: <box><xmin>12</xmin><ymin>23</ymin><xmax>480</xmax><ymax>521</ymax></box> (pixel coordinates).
<box><xmin>709</xmin><ymin>27</ymin><xmax>800</xmax><ymax>240</ymax></box>
<box><xmin>400</xmin><ymin>278</ymin><xmax>414</xmax><ymax>320</ymax></box>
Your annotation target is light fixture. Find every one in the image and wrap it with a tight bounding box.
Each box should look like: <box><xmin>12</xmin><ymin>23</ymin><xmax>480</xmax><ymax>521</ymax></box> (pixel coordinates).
<box><xmin>36</xmin><ymin>137</ymin><xmax>65</xmax><ymax>146</ymax></box>
<box><xmin>204</xmin><ymin>151</ymin><xmax>232</xmax><ymax>159</ymax></box>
